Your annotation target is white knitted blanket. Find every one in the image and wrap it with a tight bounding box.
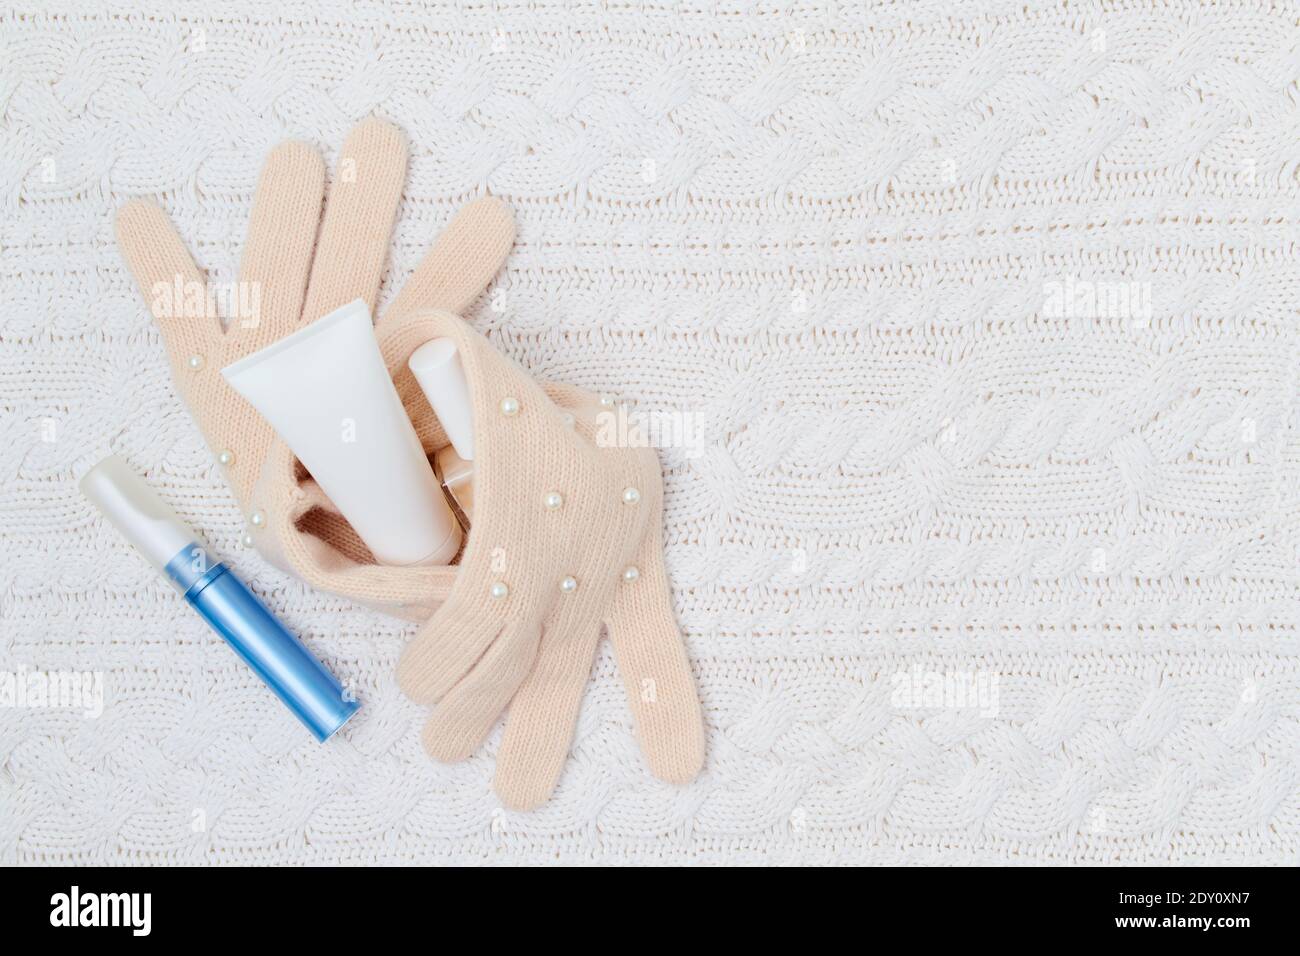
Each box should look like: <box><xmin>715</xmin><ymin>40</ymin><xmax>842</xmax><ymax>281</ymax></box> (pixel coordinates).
<box><xmin>3</xmin><ymin>0</ymin><xmax>1299</xmax><ymax>866</ymax></box>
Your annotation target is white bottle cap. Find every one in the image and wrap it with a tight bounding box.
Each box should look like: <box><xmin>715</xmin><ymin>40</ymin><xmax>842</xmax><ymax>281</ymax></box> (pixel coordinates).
<box><xmin>409</xmin><ymin>338</ymin><xmax>474</xmax><ymax>461</ymax></box>
<box><xmin>80</xmin><ymin>455</ymin><xmax>196</xmax><ymax>576</ymax></box>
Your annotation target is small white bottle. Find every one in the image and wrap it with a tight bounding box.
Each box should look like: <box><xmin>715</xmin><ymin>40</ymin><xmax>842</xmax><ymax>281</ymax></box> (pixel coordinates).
<box><xmin>409</xmin><ymin>339</ymin><xmax>475</xmax><ymax>529</ymax></box>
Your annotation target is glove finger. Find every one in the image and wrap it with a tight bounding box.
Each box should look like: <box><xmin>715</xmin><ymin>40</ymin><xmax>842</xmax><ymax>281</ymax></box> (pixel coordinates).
<box><xmin>604</xmin><ymin>527</ymin><xmax>704</xmax><ymax>787</ymax></box>
<box><xmin>378</xmin><ymin>196</ymin><xmax>515</xmax><ymax>332</ymax></box>
<box><xmin>301</xmin><ymin>118</ymin><xmax>407</xmax><ymax>323</ymax></box>
<box><xmin>493</xmin><ymin>627</ymin><xmax>604</xmax><ymax>811</ymax></box>
<box><xmin>426</xmin><ymin>568</ymin><xmax>607</xmax><ymax>766</ymax></box>
<box><xmin>236</xmin><ymin>140</ymin><xmax>325</xmax><ymax>350</ymax></box>
<box><xmin>419</xmin><ymin>614</ymin><xmax>544</xmax><ymax>763</ymax></box>
<box><xmin>396</xmin><ymin>590</ymin><xmax>518</xmax><ymax>706</ymax></box>
<box><xmin>114</xmin><ymin>200</ymin><xmax>219</xmax><ymax>353</ymax></box>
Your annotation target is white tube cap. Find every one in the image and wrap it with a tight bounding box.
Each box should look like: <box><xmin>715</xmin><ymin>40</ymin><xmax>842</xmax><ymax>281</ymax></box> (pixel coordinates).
<box><xmin>80</xmin><ymin>455</ymin><xmax>195</xmax><ymax>575</ymax></box>
<box><xmin>409</xmin><ymin>338</ymin><xmax>474</xmax><ymax>461</ymax></box>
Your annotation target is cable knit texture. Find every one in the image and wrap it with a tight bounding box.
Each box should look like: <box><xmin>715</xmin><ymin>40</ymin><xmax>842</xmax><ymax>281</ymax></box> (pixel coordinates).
<box><xmin>3</xmin><ymin>0</ymin><xmax>1300</xmax><ymax>864</ymax></box>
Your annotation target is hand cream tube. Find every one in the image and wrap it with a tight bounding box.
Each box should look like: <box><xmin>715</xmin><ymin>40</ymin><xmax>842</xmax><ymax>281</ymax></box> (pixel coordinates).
<box><xmin>80</xmin><ymin>455</ymin><xmax>359</xmax><ymax>742</ymax></box>
<box><xmin>222</xmin><ymin>299</ymin><xmax>460</xmax><ymax>566</ymax></box>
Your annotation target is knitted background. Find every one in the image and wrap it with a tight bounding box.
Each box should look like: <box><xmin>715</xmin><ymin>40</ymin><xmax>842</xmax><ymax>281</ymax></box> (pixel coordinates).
<box><xmin>3</xmin><ymin>0</ymin><xmax>1299</xmax><ymax>865</ymax></box>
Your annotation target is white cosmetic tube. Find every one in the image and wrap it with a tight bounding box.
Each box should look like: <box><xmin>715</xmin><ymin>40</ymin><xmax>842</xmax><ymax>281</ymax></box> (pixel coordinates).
<box><xmin>408</xmin><ymin>339</ymin><xmax>474</xmax><ymax>461</ymax></box>
<box><xmin>222</xmin><ymin>299</ymin><xmax>460</xmax><ymax>566</ymax></box>
<box><xmin>409</xmin><ymin>338</ymin><xmax>477</xmax><ymax>531</ymax></box>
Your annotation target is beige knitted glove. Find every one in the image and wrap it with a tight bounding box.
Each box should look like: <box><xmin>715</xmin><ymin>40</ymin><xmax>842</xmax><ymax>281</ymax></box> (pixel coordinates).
<box><xmin>386</xmin><ymin>309</ymin><xmax>705</xmax><ymax>809</ymax></box>
<box><xmin>116</xmin><ymin>121</ymin><xmax>705</xmax><ymax>809</ymax></box>
<box><xmin>115</xmin><ymin>120</ymin><xmax>514</xmax><ymax>620</ymax></box>
<box><xmin>116</xmin><ymin>119</ymin><xmax>403</xmax><ymax>522</ymax></box>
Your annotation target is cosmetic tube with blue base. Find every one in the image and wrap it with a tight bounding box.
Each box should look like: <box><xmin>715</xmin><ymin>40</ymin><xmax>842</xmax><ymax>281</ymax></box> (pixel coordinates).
<box><xmin>80</xmin><ymin>455</ymin><xmax>359</xmax><ymax>741</ymax></box>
